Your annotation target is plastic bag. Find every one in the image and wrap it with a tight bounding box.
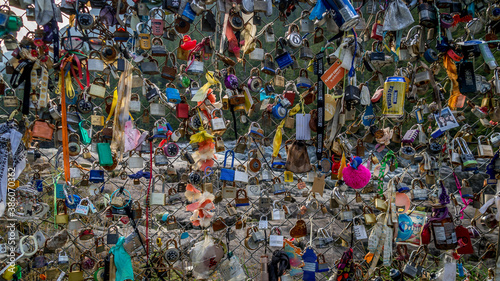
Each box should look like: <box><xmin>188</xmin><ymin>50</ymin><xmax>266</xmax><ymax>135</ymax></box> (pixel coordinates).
<box><xmin>109</xmin><ymin>237</ymin><xmax>134</xmax><ymax>281</ymax></box>
<box><xmin>435</xmin><ymin>254</ymin><xmax>456</xmax><ymax>281</ymax></box>
<box><xmin>219</xmin><ymin>255</ymin><xmax>246</xmax><ymax>281</ymax></box>
<box><xmin>383</xmin><ymin>0</ymin><xmax>414</xmax><ymax>31</ymax></box>
<box><xmin>309</xmin><ymin>0</ymin><xmax>326</xmax><ymax>21</ymax></box>
<box><xmin>190</xmin><ymin>235</ymin><xmax>224</xmax><ymax>279</ymax></box>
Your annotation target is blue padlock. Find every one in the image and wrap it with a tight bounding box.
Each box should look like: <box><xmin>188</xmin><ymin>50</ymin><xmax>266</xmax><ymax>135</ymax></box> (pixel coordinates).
<box><xmin>275</xmin><ymin>52</ymin><xmax>294</xmax><ymax>70</ymax></box>
<box><xmin>89</xmin><ymin>170</ymin><xmax>105</xmax><ymax>183</ymax></box>
<box><xmin>272</xmin><ymin>103</ymin><xmax>287</xmax><ymax>119</ymax></box>
<box><xmin>166</xmin><ymin>86</ymin><xmax>181</xmax><ymax>104</ymax></box>
<box><xmin>181</xmin><ymin>4</ymin><xmax>196</xmax><ymax>23</ymax></box>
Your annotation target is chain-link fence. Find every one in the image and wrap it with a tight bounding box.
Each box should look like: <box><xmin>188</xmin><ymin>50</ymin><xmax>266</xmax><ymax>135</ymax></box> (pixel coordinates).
<box><xmin>2</xmin><ymin>0</ymin><xmax>500</xmax><ymax>280</ymax></box>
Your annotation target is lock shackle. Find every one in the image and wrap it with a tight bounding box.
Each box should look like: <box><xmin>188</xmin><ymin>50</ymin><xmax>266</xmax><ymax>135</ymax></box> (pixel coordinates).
<box><xmin>149</xmin><ymin>7</ymin><xmax>166</xmax><ymax>19</ymax></box>
<box><xmin>272</xmin><ymin>200</ymin><xmax>281</xmax><ymax>209</ymax></box>
<box><xmin>166</xmin><ymin>214</ymin><xmax>177</xmax><ymax>224</ymax></box>
<box><xmin>250</xmin><ymin>67</ymin><xmax>261</xmax><ymax>77</ymax></box>
<box><xmin>152</xmin><ymin>37</ymin><xmax>163</xmax><ymax>46</ymax></box>
<box><xmin>363</xmin><ymin>205</ymin><xmax>375</xmax><ymax>215</ymax></box>
<box><xmin>315</xmin><ymin>27</ymin><xmax>323</xmax><ymax>36</ymax></box>
<box><xmin>236</xmin><ymin>189</ymin><xmax>247</xmax><ymax>198</ymax></box>
<box><xmin>287</xmin><ymin>23</ymin><xmax>300</xmax><ymax>34</ymax></box>
<box><xmin>299</xmin><ymin>68</ymin><xmax>308</xmax><ymax>78</ymax></box>
<box><xmin>374</xmin><ymin>10</ymin><xmax>384</xmax><ymax>23</ymax></box>
<box><xmin>405</xmin><ymin>25</ymin><xmax>422</xmax><ymax>42</ymax></box>
<box><xmin>136</xmin><ymin>22</ymin><xmax>151</xmax><ymax>34</ymax></box>
<box><xmin>110</xmin><ymin>188</ymin><xmax>131</xmax><ymax>208</ymax></box>
<box><xmin>272</xmin><ymin>177</ymin><xmax>282</xmax><ymax>184</ymax></box>
<box><xmin>372</xmin><ymin>41</ymin><xmax>383</xmax><ymax>52</ymax></box>
<box><xmin>411</xmin><ymin>178</ymin><xmax>426</xmax><ymax>190</ymax></box>
<box><xmin>270</xmin><ymin>226</ymin><xmax>282</xmax><ymax>235</ymax></box>
<box><xmin>302</xmin><ymin>38</ymin><xmax>310</xmax><ymax>48</ymax></box>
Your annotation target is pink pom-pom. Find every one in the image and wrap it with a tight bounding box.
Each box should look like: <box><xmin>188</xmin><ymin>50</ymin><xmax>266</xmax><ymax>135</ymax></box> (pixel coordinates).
<box><xmin>343</xmin><ymin>163</ymin><xmax>371</xmax><ymax>190</ymax></box>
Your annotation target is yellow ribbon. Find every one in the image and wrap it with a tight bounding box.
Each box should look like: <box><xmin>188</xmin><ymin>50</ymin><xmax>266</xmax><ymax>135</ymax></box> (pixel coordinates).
<box><xmin>105</xmin><ymin>88</ymin><xmax>118</xmax><ymax>123</ymax></box>
<box><xmin>288</xmin><ymin>103</ymin><xmax>301</xmax><ymax>117</ymax></box>
<box><xmin>272</xmin><ymin>120</ymin><xmax>285</xmax><ymax>158</ymax></box>
<box><xmin>194</xmin><ymin>71</ymin><xmax>221</xmax><ymax>101</ymax></box>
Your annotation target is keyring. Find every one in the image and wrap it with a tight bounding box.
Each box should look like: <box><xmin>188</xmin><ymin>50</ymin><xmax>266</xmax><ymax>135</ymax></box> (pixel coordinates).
<box><xmin>110</xmin><ymin>188</ymin><xmax>132</xmax><ymax>209</ymax></box>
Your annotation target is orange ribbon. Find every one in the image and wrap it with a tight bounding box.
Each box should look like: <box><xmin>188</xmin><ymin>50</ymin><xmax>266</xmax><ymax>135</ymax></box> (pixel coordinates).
<box><xmin>443</xmin><ymin>55</ymin><xmax>461</xmax><ymax>110</ymax></box>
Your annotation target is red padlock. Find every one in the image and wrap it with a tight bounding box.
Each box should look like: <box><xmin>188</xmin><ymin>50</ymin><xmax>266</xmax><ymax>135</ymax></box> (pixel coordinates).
<box><xmin>371</xmin><ymin>11</ymin><xmax>384</xmax><ymax>41</ymax></box>
<box><xmin>283</xmin><ymin>91</ymin><xmax>296</xmax><ymax>105</ymax></box>
<box><xmin>176</xmin><ymin>102</ymin><xmax>190</xmax><ymax>119</ymax></box>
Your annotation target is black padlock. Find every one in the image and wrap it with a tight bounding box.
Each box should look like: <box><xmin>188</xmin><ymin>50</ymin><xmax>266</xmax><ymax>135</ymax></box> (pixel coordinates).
<box><xmin>418</xmin><ymin>3</ymin><xmax>437</xmax><ymax>28</ymax></box>
<box><xmin>344</xmin><ymin>85</ymin><xmax>361</xmax><ymax>110</ymax></box>
<box><xmin>457</xmin><ymin>61</ymin><xmax>477</xmax><ymax>94</ymax></box>
<box><xmin>146</xmin><ymin>83</ymin><xmax>160</xmax><ymax>102</ymax></box>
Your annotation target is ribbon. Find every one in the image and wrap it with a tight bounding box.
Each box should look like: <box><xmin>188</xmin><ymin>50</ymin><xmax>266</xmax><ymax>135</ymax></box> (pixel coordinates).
<box><xmin>453</xmin><ymin>172</ymin><xmax>472</xmax><ymax>219</ymax></box>
<box><xmin>59</xmin><ymin>56</ymin><xmax>73</xmax><ymax>183</ymax></box>
<box><xmin>225</xmin><ymin>18</ymin><xmax>241</xmax><ymax>61</ymax></box>
<box><xmin>105</xmin><ymin>88</ymin><xmax>119</xmax><ymax>124</ymax></box>
<box><xmin>315</xmin><ymin>51</ymin><xmax>326</xmax><ymax>160</ymax></box>
<box><xmin>443</xmin><ymin>54</ymin><xmax>461</xmax><ymax>110</ymax></box>
<box><xmin>193</xmin><ymin>71</ymin><xmax>221</xmax><ymax>102</ymax></box>
<box><xmin>272</xmin><ymin>120</ymin><xmax>285</xmax><ymax>158</ymax></box>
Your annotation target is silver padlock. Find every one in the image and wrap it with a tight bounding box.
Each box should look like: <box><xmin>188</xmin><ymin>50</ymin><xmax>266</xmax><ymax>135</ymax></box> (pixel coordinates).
<box><xmin>414</xmin><ymin>68</ymin><xmax>431</xmax><ymax>86</ymax></box>
<box><xmin>154</xmin><ymin>148</ymin><xmax>169</xmax><ymax>166</ymax></box>
<box><xmin>211</xmin><ymin>109</ymin><xmax>226</xmax><ymax>132</ymax></box>
<box><xmin>249</xmin><ymin>39</ymin><xmax>265</xmax><ymax>61</ymax></box>
<box><xmin>286</xmin><ymin>24</ymin><xmax>302</xmax><ymax>48</ymax></box>
<box><xmin>187</xmin><ymin>53</ymin><xmax>204</xmax><ymax>74</ymax></box>
<box><xmin>150</xmin><ymin>103</ymin><xmax>165</xmax><ymax>116</ymax></box>
<box><xmin>252</xmin><ymin>229</ymin><xmax>266</xmax><ymax>243</ymax></box>
<box><xmin>491</xmin><ymin>133</ymin><xmax>500</xmax><ymax>147</ymax></box>
<box><xmin>254</xmin><ymin>0</ymin><xmax>268</xmax><ymax>13</ymax></box>
<box><xmin>300</xmin><ymin>11</ymin><xmax>314</xmax><ymax>33</ymax></box>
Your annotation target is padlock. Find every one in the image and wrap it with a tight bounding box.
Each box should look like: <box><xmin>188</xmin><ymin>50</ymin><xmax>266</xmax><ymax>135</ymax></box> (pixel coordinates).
<box><xmin>249</xmin><ymin>39</ymin><xmax>265</xmax><ymax>61</ymax></box>
<box><xmin>248</xmin><ymin>67</ymin><xmax>263</xmax><ymax>92</ymax></box>
<box><xmin>137</xmin><ymin>22</ymin><xmax>152</xmax><ymax>50</ymax></box>
<box><xmin>296</xmin><ymin>69</ymin><xmax>312</xmax><ymax>89</ymax></box>
<box><xmin>154</xmin><ymin>148</ymin><xmax>169</xmax><ymax>166</ymax></box>
<box><xmin>68</xmin><ymin>263</ymin><xmax>83</xmax><ymax>281</ymax></box>
<box><xmin>261</xmin><ymin>53</ymin><xmax>276</xmax><ymax>75</ymax></box>
<box><xmin>210</xmin><ymin>109</ymin><xmax>226</xmax><ymax>132</ymax></box>
<box><xmin>491</xmin><ymin>132</ymin><xmax>500</xmax><ymax>147</ymax></box>
<box><xmin>229</xmin><ymin>9</ymin><xmax>244</xmax><ymax>30</ymax></box>
<box><xmin>457</xmin><ymin>61</ymin><xmax>477</xmax><ymax>94</ymax></box>
<box><xmin>89</xmin><ymin>78</ymin><xmax>106</xmax><ymax>98</ymax></box>
<box><xmin>418</xmin><ymin>3</ymin><xmax>437</xmax><ymax>28</ymax></box>
<box><xmin>300</xmin><ymin>11</ymin><xmax>314</xmax><ymax>33</ymax></box>
<box><xmin>313</xmin><ymin>27</ymin><xmax>324</xmax><ymax>44</ymax></box>
<box><xmin>340</xmin><ymin>206</ymin><xmax>353</xmax><ymax>222</ymax></box>
<box><xmin>456</xmin><ymin>137</ymin><xmax>477</xmax><ymax>168</ymax></box>
<box><xmin>149</xmin><ymin>175</ymin><xmax>166</xmax><ymax>205</ymax></box>
<box><xmin>478</xmin><ymin>136</ymin><xmax>494</xmax><ymax>158</ymax></box>
<box><xmin>55</xmin><ymin>201</ymin><xmax>68</xmax><ymax>224</ymax></box>
<box><xmin>402</xmin><ymin>255</ymin><xmax>418</xmax><ymax>278</ymax></box>
<box><xmin>150</xmin><ymin>7</ymin><xmax>165</xmax><ymax>36</ymax></box>
<box><xmin>87</xmin><ymin>51</ymin><xmax>104</xmax><ymax>72</ymax></box>
<box><xmin>371</xmin><ymin>11</ymin><xmax>384</xmax><ymax>41</ymax></box>
<box><xmin>151</xmin><ymin>38</ymin><xmax>167</xmax><ymax>57</ymax></box>
<box><xmin>150</xmin><ymin>102</ymin><xmax>166</xmax><ymax>116</ymax></box>
<box><xmin>187</xmin><ymin>52</ymin><xmax>204</xmax><ymax>74</ymax></box>
<box><xmin>299</xmin><ymin>39</ymin><xmax>314</xmax><ymax>61</ymax></box>
<box><xmin>286</xmin><ymin>24</ymin><xmax>302</xmax><ymax>48</ymax></box>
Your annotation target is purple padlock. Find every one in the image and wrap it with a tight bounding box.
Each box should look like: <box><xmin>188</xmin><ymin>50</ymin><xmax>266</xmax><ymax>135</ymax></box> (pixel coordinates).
<box><xmin>224</xmin><ymin>67</ymin><xmax>239</xmax><ymax>90</ymax></box>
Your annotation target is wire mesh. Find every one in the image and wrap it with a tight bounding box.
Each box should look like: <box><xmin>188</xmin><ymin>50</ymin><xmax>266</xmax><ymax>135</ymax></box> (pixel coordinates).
<box><xmin>1</xmin><ymin>1</ymin><xmax>500</xmax><ymax>281</ymax></box>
